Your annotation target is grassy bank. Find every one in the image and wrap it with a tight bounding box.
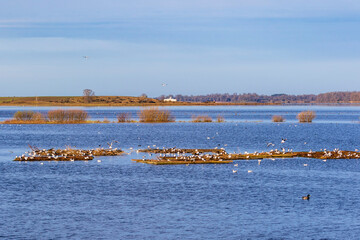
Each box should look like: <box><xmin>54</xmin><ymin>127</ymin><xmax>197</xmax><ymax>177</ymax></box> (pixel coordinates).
<box><xmin>0</xmin><ymin>96</ymin><xmax>280</xmax><ymax>106</ymax></box>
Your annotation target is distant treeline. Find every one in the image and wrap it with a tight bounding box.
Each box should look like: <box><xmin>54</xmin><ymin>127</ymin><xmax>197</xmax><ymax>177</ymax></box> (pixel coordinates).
<box><xmin>158</xmin><ymin>91</ymin><xmax>360</xmax><ymax>104</ymax></box>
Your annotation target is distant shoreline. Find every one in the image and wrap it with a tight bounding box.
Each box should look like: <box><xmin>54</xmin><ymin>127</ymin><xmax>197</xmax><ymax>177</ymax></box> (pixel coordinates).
<box><xmin>0</xmin><ymin>96</ymin><xmax>359</xmax><ymax>107</ymax></box>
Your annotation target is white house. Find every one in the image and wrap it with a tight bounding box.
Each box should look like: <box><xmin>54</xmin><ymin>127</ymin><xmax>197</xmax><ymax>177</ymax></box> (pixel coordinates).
<box><xmin>163</xmin><ymin>97</ymin><xmax>177</xmax><ymax>102</ymax></box>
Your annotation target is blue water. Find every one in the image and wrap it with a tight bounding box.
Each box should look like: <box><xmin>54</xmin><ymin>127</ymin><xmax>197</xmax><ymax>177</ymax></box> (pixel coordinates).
<box><xmin>1</xmin><ymin>106</ymin><xmax>360</xmax><ymax>239</ymax></box>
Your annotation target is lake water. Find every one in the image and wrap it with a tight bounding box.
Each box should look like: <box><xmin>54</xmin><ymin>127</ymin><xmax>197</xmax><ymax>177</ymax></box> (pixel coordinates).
<box><xmin>1</xmin><ymin>106</ymin><xmax>360</xmax><ymax>239</ymax></box>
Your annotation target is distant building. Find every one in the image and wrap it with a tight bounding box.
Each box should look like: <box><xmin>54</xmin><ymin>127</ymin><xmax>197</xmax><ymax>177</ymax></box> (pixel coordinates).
<box><xmin>163</xmin><ymin>97</ymin><xmax>177</xmax><ymax>102</ymax></box>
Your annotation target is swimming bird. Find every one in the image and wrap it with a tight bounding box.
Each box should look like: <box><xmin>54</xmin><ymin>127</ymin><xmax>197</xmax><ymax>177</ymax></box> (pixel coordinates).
<box><xmin>281</xmin><ymin>138</ymin><xmax>287</xmax><ymax>144</ymax></box>
<box><xmin>232</xmin><ymin>170</ymin><xmax>237</xmax><ymax>173</ymax></box>
<box><xmin>83</xmin><ymin>56</ymin><xmax>89</xmax><ymax>59</ymax></box>
<box><xmin>248</xmin><ymin>170</ymin><xmax>253</xmax><ymax>173</ymax></box>
<box><xmin>161</xmin><ymin>83</ymin><xmax>167</xmax><ymax>87</ymax></box>
<box><xmin>234</xmin><ymin>164</ymin><xmax>238</xmax><ymax>167</ymax></box>
<box><xmin>302</xmin><ymin>194</ymin><xmax>310</xmax><ymax>200</ymax></box>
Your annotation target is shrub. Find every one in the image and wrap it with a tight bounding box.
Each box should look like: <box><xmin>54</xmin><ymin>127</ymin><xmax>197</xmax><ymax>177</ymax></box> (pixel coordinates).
<box><xmin>272</xmin><ymin>115</ymin><xmax>285</xmax><ymax>122</ymax></box>
<box><xmin>138</xmin><ymin>107</ymin><xmax>175</xmax><ymax>123</ymax></box>
<box><xmin>117</xmin><ymin>113</ymin><xmax>132</xmax><ymax>122</ymax></box>
<box><xmin>13</xmin><ymin>111</ymin><xmax>44</xmax><ymax>121</ymax></box>
<box><xmin>297</xmin><ymin>111</ymin><xmax>316</xmax><ymax>123</ymax></box>
<box><xmin>14</xmin><ymin>111</ymin><xmax>35</xmax><ymax>121</ymax></box>
<box><xmin>48</xmin><ymin>109</ymin><xmax>88</xmax><ymax>123</ymax></box>
<box><xmin>216</xmin><ymin>115</ymin><xmax>225</xmax><ymax>122</ymax></box>
<box><xmin>192</xmin><ymin>115</ymin><xmax>213</xmax><ymax>122</ymax></box>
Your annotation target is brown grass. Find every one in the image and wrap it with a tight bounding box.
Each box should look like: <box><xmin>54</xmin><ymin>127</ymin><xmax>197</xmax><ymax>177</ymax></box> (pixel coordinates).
<box><xmin>138</xmin><ymin>107</ymin><xmax>175</xmax><ymax>122</ymax></box>
<box><xmin>297</xmin><ymin>111</ymin><xmax>316</xmax><ymax>123</ymax></box>
<box><xmin>192</xmin><ymin>115</ymin><xmax>213</xmax><ymax>122</ymax></box>
<box><xmin>103</xmin><ymin>117</ymin><xmax>111</xmax><ymax>123</ymax></box>
<box><xmin>117</xmin><ymin>113</ymin><xmax>132</xmax><ymax>122</ymax></box>
<box><xmin>47</xmin><ymin>109</ymin><xmax>88</xmax><ymax>123</ymax></box>
<box><xmin>272</xmin><ymin>115</ymin><xmax>285</xmax><ymax>122</ymax></box>
<box><xmin>13</xmin><ymin>111</ymin><xmax>45</xmax><ymax>121</ymax></box>
<box><xmin>216</xmin><ymin>115</ymin><xmax>225</xmax><ymax>122</ymax></box>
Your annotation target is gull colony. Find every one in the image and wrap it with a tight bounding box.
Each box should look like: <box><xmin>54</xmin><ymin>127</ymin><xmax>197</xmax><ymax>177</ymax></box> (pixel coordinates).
<box><xmin>13</xmin><ymin>146</ymin><xmax>360</xmax><ymax>164</ymax></box>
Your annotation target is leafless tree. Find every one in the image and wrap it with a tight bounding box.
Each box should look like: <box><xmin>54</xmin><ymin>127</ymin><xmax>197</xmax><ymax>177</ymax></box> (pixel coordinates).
<box><xmin>83</xmin><ymin>89</ymin><xmax>95</xmax><ymax>103</ymax></box>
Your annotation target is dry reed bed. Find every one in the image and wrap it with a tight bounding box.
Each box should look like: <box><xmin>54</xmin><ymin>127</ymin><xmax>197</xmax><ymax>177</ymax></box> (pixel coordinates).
<box><xmin>4</xmin><ymin>109</ymin><xmax>89</xmax><ymax>124</ymax></box>
<box><xmin>191</xmin><ymin>115</ymin><xmax>212</xmax><ymax>122</ymax></box>
<box><xmin>1</xmin><ymin>109</ymin><xmax>321</xmax><ymax>124</ymax></box>
<box><xmin>272</xmin><ymin>115</ymin><xmax>285</xmax><ymax>122</ymax></box>
<box><xmin>138</xmin><ymin>107</ymin><xmax>175</xmax><ymax>122</ymax></box>
<box><xmin>297</xmin><ymin>111</ymin><xmax>316</xmax><ymax>123</ymax></box>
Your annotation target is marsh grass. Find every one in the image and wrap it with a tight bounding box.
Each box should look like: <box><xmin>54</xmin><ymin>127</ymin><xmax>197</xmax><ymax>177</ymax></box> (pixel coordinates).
<box><xmin>47</xmin><ymin>109</ymin><xmax>88</xmax><ymax>123</ymax></box>
<box><xmin>192</xmin><ymin>115</ymin><xmax>213</xmax><ymax>122</ymax></box>
<box><xmin>297</xmin><ymin>111</ymin><xmax>316</xmax><ymax>123</ymax></box>
<box><xmin>216</xmin><ymin>115</ymin><xmax>225</xmax><ymax>122</ymax></box>
<box><xmin>117</xmin><ymin>113</ymin><xmax>132</xmax><ymax>122</ymax></box>
<box><xmin>272</xmin><ymin>115</ymin><xmax>285</xmax><ymax>122</ymax></box>
<box><xmin>138</xmin><ymin>107</ymin><xmax>175</xmax><ymax>123</ymax></box>
<box><xmin>14</xmin><ymin>111</ymin><xmax>44</xmax><ymax>121</ymax></box>
<box><xmin>103</xmin><ymin>117</ymin><xmax>111</xmax><ymax>123</ymax></box>
<box><xmin>4</xmin><ymin>109</ymin><xmax>89</xmax><ymax>124</ymax></box>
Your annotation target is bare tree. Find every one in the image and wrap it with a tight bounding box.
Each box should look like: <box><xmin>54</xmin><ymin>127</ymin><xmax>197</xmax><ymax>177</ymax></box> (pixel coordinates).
<box><xmin>83</xmin><ymin>89</ymin><xmax>95</xmax><ymax>103</ymax></box>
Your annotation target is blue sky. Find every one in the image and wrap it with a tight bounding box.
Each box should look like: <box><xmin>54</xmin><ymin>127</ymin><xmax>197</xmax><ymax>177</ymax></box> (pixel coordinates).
<box><xmin>1</xmin><ymin>0</ymin><xmax>360</xmax><ymax>97</ymax></box>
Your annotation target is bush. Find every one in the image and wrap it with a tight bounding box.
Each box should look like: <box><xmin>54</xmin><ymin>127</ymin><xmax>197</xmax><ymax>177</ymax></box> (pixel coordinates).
<box><xmin>297</xmin><ymin>111</ymin><xmax>316</xmax><ymax>123</ymax></box>
<box><xmin>272</xmin><ymin>115</ymin><xmax>285</xmax><ymax>122</ymax></box>
<box><xmin>13</xmin><ymin>111</ymin><xmax>44</xmax><ymax>121</ymax></box>
<box><xmin>117</xmin><ymin>113</ymin><xmax>132</xmax><ymax>122</ymax></box>
<box><xmin>14</xmin><ymin>111</ymin><xmax>35</xmax><ymax>121</ymax></box>
<box><xmin>192</xmin><ymin>115</ymin><xmax>212</xmax><ymax>122</ymax></box>
<box><xmin>48</xmin><ymin>109</ymin><xmax>88</xmax><ymax>123</ymax></box>
<box><xmin>138</xmin><ymin>107</ymin><xmax>175</xmax><ymax>122</ymax></box>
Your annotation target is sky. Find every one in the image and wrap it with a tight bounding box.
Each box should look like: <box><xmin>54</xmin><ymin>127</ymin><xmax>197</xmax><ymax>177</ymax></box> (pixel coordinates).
<box><xmin>1</xmin><ymin>0</ymin><xmax>360</xmax><ymax>97</ymax></box>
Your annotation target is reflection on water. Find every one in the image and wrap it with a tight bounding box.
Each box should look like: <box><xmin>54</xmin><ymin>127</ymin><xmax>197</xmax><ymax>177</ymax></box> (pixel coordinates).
<box><xmin>0</xmin><ymin>106</ymin><xmax>360</xmax><ymax>239</ymax></box>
